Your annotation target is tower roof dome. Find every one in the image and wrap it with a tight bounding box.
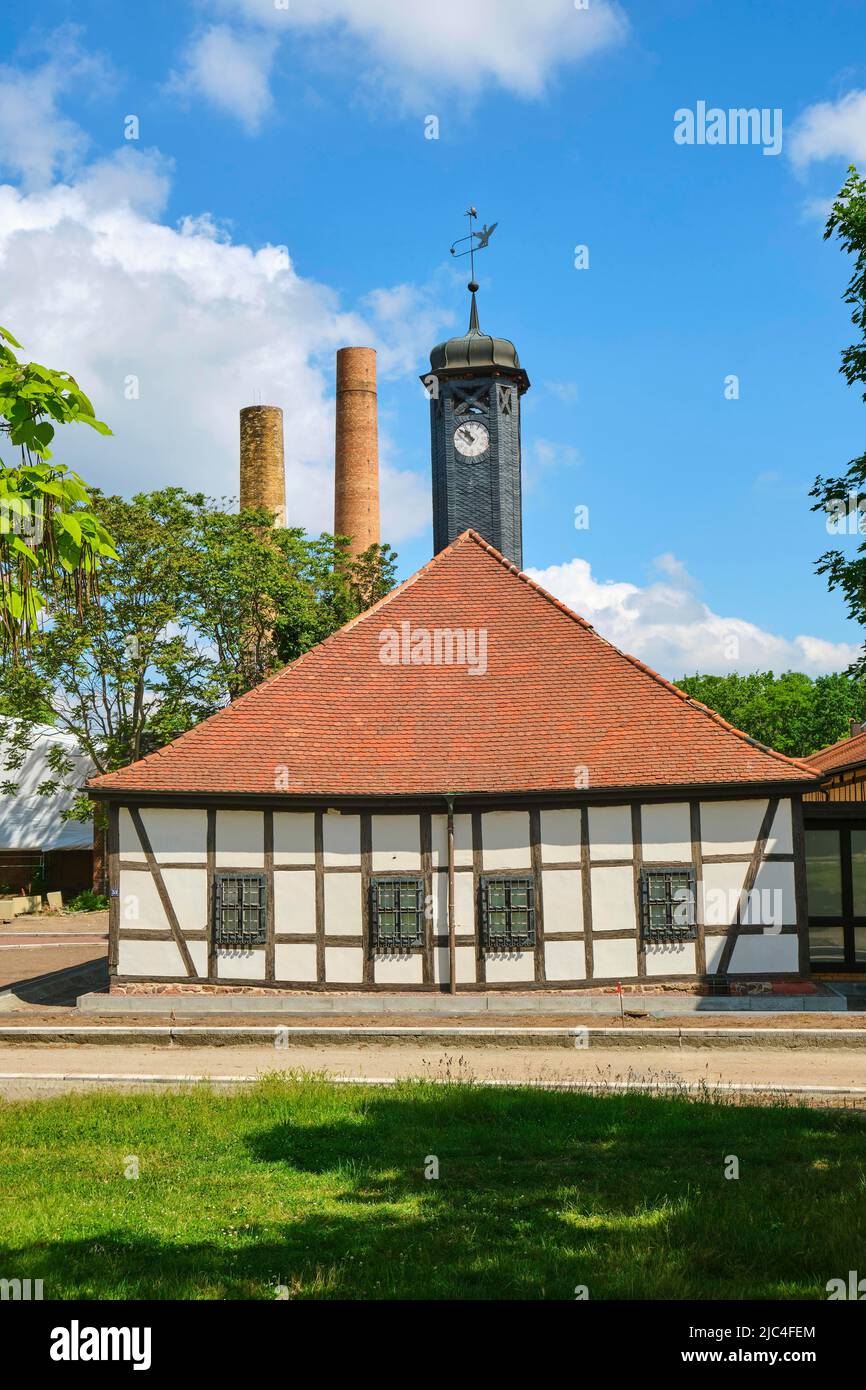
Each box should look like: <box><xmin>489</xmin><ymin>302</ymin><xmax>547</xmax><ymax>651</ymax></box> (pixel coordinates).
<box><xmin>429</xmin><ymin>292</ymin><xmax>529</xmax><ymax>388</ymax></box>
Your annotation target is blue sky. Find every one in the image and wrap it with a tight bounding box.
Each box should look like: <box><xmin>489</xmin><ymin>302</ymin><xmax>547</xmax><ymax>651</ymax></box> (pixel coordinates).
<box><xmin>2</xmin><ymin>0</ymin><xmax>866</xmax><ymax>677</ymax></box>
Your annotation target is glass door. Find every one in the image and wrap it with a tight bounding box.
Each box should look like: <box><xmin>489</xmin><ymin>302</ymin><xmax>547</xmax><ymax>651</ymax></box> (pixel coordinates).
<box><xmin>805</xmin><ymin>822</ymin><xmax>866</xmax><ymax>970</ymax></box>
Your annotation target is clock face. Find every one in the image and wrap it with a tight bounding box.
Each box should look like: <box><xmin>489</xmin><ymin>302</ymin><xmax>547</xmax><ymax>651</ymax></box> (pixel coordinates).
<box><xmin>453</xmin><ymin>420</ymin><xmax>489</xmax><ymax>458</ymax></box>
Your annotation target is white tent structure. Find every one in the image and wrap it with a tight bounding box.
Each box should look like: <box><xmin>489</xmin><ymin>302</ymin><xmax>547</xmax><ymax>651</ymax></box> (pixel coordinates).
<box><xmin>0</xmin><ymin>722</ymin><xmax>94</xmax><ymax>899</ymax></box>
<box><xmin>0</xmin><ymin>723</ymin><xmax>93</xmax><ymax>852</ymax></box>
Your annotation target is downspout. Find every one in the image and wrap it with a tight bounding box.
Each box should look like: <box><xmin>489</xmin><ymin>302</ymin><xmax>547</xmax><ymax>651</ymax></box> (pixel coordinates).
<box><xmin>445</xmin><ymin>795</ymin><xmax>457</xmax><ymax>995</ymax></box>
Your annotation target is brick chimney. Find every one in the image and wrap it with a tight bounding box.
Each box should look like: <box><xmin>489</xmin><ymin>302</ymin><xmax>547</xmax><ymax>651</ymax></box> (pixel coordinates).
<box><xmin>240</xmin><ymin>405</ymin><xmax>286</xmax><ymax>526</ymax></box>
<box><xmin>334</xmin><ymin>347</ymin><xmax>380</xmax><ymax>556</ymax></box>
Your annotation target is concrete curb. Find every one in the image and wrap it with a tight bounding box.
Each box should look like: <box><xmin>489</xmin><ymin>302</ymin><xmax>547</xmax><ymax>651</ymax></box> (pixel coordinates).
<box><xmin>76</xmin><ymin>990</ymin><xmax>848</xmax><ymax>1017</ymax></box>
<box><xmin>4</xmin><ymin>1024</ymin><xmax>866</xmax><ymax>1049</ymax></box>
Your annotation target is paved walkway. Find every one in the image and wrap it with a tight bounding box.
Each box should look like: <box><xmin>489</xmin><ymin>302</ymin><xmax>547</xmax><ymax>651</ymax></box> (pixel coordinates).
<box><xmin>1</xmin><ymin>1042</ymin><xmax>865</xmax><ymax>1101</ymax></box>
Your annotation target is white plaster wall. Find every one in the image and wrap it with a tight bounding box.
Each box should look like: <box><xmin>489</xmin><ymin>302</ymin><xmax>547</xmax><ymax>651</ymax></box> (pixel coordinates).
<box><xmin>118</xmin><ymin>871</ymin><xmax>168</xmax><ymax>931</ymax></box>
<box><xmin>374</xmin><ymin>953</ymin><xmax>424</xmax><ymax>984</ymax></box>
<box><xmin>484</xmin><ymin>952</ymin><xmax>535</xmax><ymax>983</ymax></box>
<box><xmin>273</xmin><ymin>812</ymin><xmax>315</xmax><ymax>865</ymax></box>
<box><xmin>729</xmin><ymin>933</ymin><xmax>799</xmax><ymax>974</ymax></box>
<box><xmin>188</xmin><ymin>939</ymin><xmax>208</xmax><ymax>975</ymax></box>
<box><xmin>641</xmin><ymin>803</ymin><xmax>691</xmax><ymax>863</ymax></box>
<box><xmin>215</xmin><ymin>810</ymin><xmax>264</xmax><ymax>867</ymax></box>
<box><xmin>700</xmin><ymin>799</ymin><xmax>767</xmax><ymax>856</ymax></box>
<box><xmin>590</xmin><ymin>865</ymin><xmax>636</xmax><ymax>933</ymax></box>
<box><xmin>433</xmin><ymin>944</ymin><xmax>476</xmax><ymax>985</ymax></box>
<box><xmin>592</xmin><ymin>937</ymin><xmax>639</xmax><ymax>979</ymax></box>
<box><xmin>118</xmin><ymin>938</ymin><xmax>186</xmax><ymax>977</ymax></box>
<box><xmin>645</xmin><ymin>941</ymin><xmax>696</xmax><ymax>976</ymax></box>
<box><xmin>767</xmin><ymin>800</ymin><xmax>793</xmax><ymax>855</ymax></box>
<box><xmin>432</xmin><ymin>870</ymin><xmax>448</xmax><ymax>933</ymax></box>
<box><xmin>542</xmin><ymin>868</ymin><xmax>583</xmax><ymax>934</ymax></box>
<box><xmin>322</xmin><ymin>813</ymin><xmax>360</xmax><ymax>866</ymax></box>
<box><xmin>700</xmin><ymin>862</ymin><xmax>749</xmax><ymax>927</ymax></box>
<box><xmin>544</xmin><ymin>938</ymin><xmax>586</xmax><ymax>981</ymax></box>
<box><xmin>274</xmin><ymin>870</ymin><xmax>316</xmax><ymax>933</ymax></box>
<box><xmin>587</xmin><ymin>806</ymin><xmax>632</xmax><ymax>860</ymax></box>
<box><xmin>325</xmin><ymin>946</ymin><xmax>364</xmax><ymax>983</ymax></box>
<box><xmin>274</xmin><ymin>943</ymin><xmax>317</xmax><ymax>982</ymax></box>
<box><xmin>120</xmin><ymin>807</ymin><xmax>207</xmax><ymax>863</ymax></box>
<box><xmin>704</xmin><ymin>936</ymin><xmax>726</xmax><ymax>975</ymax></box>
<box><xmin>217</xmin><ymin>948</ymin><xmax>266</xmax><ymax>980</ymax></box>
<box><xmin>481</xmin><ymin>811</ymin><xmax>531</xmax><ymax>870</ymax></box>
<box><xmin>540</xmin><ymin>809</ymin><xmax>581</xmax><ymax>864</ymax></box>
<box><xmin>162</xmin><ymin>868</ymin><xmax>207</xmax><ymax>934</ymax></box>
<box><xmin>453</xmin><ymin>872</ymin><xmax>475</xmax><ymax>935</ymax></box>
<box><xmin>371</xmin><ymin>814</ymin><xmax>421</xmax><ymax>870</ymax></box>
<box><xmin>323</xmin><ymin>872</ymin><xmax>362</xmax><ymax>936</ymax></box>
<box><xmin>746</xmin><ymin>861</ymin><xmax>796</xmax><ymax>927</ymax></box>
<box><xmin>431</xmin><ymin>813</ymin><xmax>473</xmax><ymax>869</ymax></box>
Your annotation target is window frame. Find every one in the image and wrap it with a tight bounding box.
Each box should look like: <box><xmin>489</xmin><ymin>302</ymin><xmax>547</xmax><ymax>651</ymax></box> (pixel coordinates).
<box><xmin>479</xmin><ymin>873</ymin><xmax>536</xmax><ymax>953</ymax></box>
<box><xmin>639</xmin><ymin>865</ymin><xmax>697</xmax><ymax>943</ymax></box>
<box><xmin>213</xmin><ymin>872</ymin><xmax>268</xmax><ymax>949</ymax></box>
<box><xmin>370</xmin><ymin>874</ymin><xmax>425</xmax><ymax>953</ymax></box>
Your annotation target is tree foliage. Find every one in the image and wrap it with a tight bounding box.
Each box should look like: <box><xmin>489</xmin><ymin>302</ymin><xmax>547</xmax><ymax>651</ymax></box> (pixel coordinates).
<box><xmin>0</xmin><ymin>326</ymin><xmax>116</xmax><ymax>653</ymax></box>
<box><xmin>810</xmin><ymin>167</ymin><xmax>866</xmax><ymax>672</ymax></box>
<box><xmin>0</xmin><ymin>488</ymin><xmax>397</xmax><ymax>819</ymax></box>
<box><xmin>675</xmin><ymin>670</ymin><xmax>866</xmax><ymax>758</ymax></box>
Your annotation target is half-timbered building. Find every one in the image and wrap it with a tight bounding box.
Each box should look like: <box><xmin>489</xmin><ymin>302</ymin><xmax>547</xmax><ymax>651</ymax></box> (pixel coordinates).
<box><xmin>89</xmin><ymin>529</ymin><xmax>820</xmax><ymax>995</ymax></box>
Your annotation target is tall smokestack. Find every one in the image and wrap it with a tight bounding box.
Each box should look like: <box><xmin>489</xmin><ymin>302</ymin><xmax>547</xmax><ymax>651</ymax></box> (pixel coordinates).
<box><xmin>240</xmin><ymin>405</ymin><xmax>286</xmax><ymax>526</ymax></box>
<box><xmin>334</xmin><ymin>347</ymin><xmax>380</xmax><ymax>556</ymax></box>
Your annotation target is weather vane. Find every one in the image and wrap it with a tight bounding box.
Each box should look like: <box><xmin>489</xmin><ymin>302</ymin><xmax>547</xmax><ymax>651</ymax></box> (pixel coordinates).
<box><xmin>450</xmin><ymin>207</ymin><xmax>498</xmax><ymax>291</ymax></box>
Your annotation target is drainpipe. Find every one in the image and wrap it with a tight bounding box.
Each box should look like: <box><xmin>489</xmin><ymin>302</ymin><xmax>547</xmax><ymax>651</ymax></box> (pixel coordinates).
<box><xmin>445</xmin><ymin>795</ymin><xmax>457</xmax><ymax>995</ymax></box>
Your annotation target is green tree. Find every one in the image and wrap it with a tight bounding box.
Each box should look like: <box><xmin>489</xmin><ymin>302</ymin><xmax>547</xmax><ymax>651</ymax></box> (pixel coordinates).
<box><xmin>0</xmin><ymin>326</ymin><xmax>116</xmax><ymax>653</ymax></box>
<box><xmin>675</xmin><ymin>670</ymin><xmax>866</xmax><ymax>757</ymax></box>
<box><xmin>810</xmin><ymin>167</ymin><xmax>866</xmax><ymax>670</ymax></box>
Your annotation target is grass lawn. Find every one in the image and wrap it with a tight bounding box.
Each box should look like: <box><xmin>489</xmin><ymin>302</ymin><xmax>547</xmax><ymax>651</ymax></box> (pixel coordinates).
<box><xmin>1</xmin><ymin>1076</ymin><xmax>864</xmax><ymax>1299</ymax></box>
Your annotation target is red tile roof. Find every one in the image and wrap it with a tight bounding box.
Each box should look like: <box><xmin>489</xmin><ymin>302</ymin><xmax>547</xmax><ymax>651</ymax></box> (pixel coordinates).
<box><xmin>803</xmin><ymin>728</ymin><xmax>866</xmax><ymax>776</ymax></box>
<box><xmin>89</xmin><ymin>531</ymin><xmax>817</xmax><ymax>798</ymax></box>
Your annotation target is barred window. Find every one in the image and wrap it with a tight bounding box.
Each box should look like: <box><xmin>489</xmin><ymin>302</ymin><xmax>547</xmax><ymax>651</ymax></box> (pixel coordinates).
<box><xmin>214</xmin><ymin>873</ymin><xmax>267</xmax><ymax>948</ymax></box>
<box><xmin>480</xmin><ymin>875</ymin><xmax>535</xmax><ymax>952</ymax></box>
<box><xmin>640</xmin><ymin>867</ymin><xmax>697</xmax><ymax>942</ymax></box>
<box><xmin>370</xmin><ymin>877</ymin><xmax>424</xmax><ymax>951</ymax></box>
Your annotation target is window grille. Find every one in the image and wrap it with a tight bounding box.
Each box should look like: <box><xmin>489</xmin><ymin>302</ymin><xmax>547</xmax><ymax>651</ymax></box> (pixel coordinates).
<box><xmin>640</xmin><ymin>867</ymin><xmax>697</xmax><ymax>942</ymax></box>
<box><xmin>214</xmin><ymin>873</ymin><xmax>267</xmax><ymax>948</ymax></box>
<box><xmin>370</xmin><ymin>877</ymin><xmax>424</xmax><ymax>950</ymax></box>
<box><xmin>480</xmin><ymin>875</ymin><xmax>535</xmax><ymax>952</ymax></box>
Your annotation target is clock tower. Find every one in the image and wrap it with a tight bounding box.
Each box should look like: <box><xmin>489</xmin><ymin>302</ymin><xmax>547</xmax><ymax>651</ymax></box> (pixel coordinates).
<box><xmin>424</xmin><ymin>216</ymin><xmax>530</xmax><ymax>568</ymax></box>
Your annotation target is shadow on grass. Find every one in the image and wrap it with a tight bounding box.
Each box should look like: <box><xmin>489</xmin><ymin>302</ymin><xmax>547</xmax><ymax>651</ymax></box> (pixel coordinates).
<box><xmin>1</xmin><ymin>1081</ymin><xmax>865</xmax><ymax>1299</ymax></box>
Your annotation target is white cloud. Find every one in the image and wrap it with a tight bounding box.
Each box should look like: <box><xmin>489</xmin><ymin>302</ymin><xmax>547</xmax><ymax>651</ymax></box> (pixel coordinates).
<box><xmin>788</xmin><ymin>89</ymin><xmax>866</xmax><ymax>170</ymax></box>
<box><xmin>168</xmin><ymin>24</ymin><xmax>278</xmax><ymax>133</ymax></box>
<box><xmin>0</xmin><ymin>27</ymin><xmax>111</xmax><ymax>188</ymax></box>
<box><xmin>187</xmin><ymin>0</ymin><xmax>628</xmax><ymax>119</ymax></box>
<box><xmin>0</xmin><ymin>54</ymin><xmax>446</xmax><ymax>546</ymax></box>
<box><xmin>526</xmin><ymin>554</ymin><xmax>860</xmax><ymax>678</ymax></box>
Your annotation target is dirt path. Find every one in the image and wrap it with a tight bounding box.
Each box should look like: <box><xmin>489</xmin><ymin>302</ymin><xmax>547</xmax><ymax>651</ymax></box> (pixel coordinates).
<box><xmin>1</xmin><ymin>1042</ymin><xmax>865</xmax><ymax>1100</ymax></box>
